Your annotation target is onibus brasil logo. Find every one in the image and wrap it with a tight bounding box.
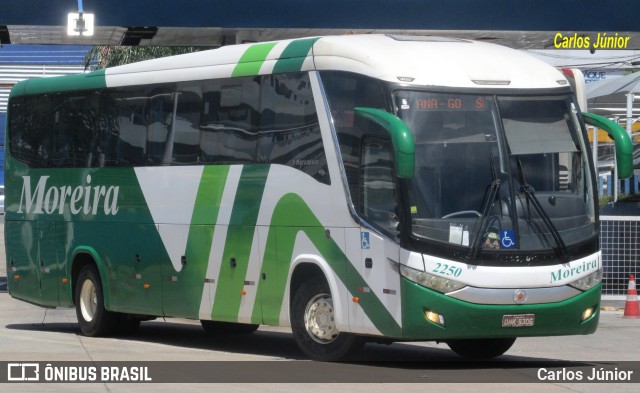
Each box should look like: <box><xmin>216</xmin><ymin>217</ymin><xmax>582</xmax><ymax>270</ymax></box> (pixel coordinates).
<box><xmin>18</xmin><ymin>175</ymin><xmax>120</xmax><ymax>215</ymax></box>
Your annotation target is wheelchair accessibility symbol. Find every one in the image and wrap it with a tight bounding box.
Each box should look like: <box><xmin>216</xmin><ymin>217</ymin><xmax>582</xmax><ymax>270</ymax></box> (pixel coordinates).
<box><xmin>500</xmin><ymin>230</ymin><xmax>516</xmax><ymax>249</ymax></box>
<box><xmin>361</xmin><ymin>232</ymin><xmax>371</xmax><ymax>249</ymax></box>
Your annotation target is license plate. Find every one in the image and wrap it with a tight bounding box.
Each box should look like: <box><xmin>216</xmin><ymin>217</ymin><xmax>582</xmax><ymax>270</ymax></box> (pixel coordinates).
<box><xmin>502</xmin><ymin>314</ymin><xmax>535</xmax><ymax>328</ymax></box>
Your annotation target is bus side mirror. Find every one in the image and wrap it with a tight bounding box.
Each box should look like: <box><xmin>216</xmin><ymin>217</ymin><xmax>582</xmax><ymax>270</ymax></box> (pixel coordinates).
<box><xmin>582</xmin><ymin>112</ymin><xmax>633</xmax><ymax>179</ymax></box>
<box><xmin>354</xmin><ymin>107</ymin><xmax>415</xmax><ymax>179</ymax></box>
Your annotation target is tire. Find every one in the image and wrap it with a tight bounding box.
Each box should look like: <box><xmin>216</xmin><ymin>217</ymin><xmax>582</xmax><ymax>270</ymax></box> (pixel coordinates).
<box><xmin>291</xmin><ymin>279</ymin><xmax>364</xmax><ymax>361</ymax></box>
<box><xmin>446</xmin><ymin>338</ymin><xmax>516</xmax><ymax>359</ymax></box>
<box><xmin>75</xmin><ymin>265</ymin><xmax>118</xmax><ymax>337</ymax></box>
<box><xmin>200</xmin><ymin>320</ymin><xmax>259</xmax><ymax>335</ymax></box>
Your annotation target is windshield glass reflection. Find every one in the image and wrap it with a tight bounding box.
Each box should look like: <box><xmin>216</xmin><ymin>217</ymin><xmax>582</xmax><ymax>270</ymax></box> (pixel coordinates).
<box><xmin>395</xmin><ymin>91</ymin><xmax>596</xmax><ymax>255</ymax></box>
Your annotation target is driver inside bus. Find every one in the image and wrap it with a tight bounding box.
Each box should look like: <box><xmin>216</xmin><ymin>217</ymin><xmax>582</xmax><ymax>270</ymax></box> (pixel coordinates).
<box><xmin>482</xmin><ymin>227</ymin><xmax>500</xmax><ymax>249</ymax></box>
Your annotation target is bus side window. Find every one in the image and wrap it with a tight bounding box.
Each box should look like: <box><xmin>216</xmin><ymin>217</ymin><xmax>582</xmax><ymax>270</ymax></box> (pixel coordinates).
<box><xmin>52</xmin><ymin>92</ymin><xmax>100</xmax><ymax>168</ymax></box>
<box><xmin>172</xmin><ymin>89</ymin><xmax>201</xmax><ymax>164</ymax></box>
<box><xmin>107</xmin><ymin>89</ymin><xmax>148</xmax><ymax>166</ymax></box>
<box><xmin>321</xmin><ymin>71</ymin><xmax>390</xmax><ymax>214</ymax></box>
<box><xmin>361</xmin><ymin>137</ymin><xmax>398</xmax><ymax>236</ymax></box>
<box><xmin>259</xmin><ymin>73</ymin><xmax>329</xmax><ymax>184</ymax></box>
<box><xmin>200</xmin><ymin>77</ymin><xmax>260</xmax><ymax>164</ymax></box>
<box><xmin>8</xmin><ymin>95</ymin><xmax>53</xmax><ymax>168</ymax></box>
<box><xmin>147</xmin><ymin>89</ymin><xmax>174</xmax><ymax>164</ymax></box>
<box><xmin>199</xmin><ymin>91</ymin><xmax>220</xmax><ymax>162</ymax></box>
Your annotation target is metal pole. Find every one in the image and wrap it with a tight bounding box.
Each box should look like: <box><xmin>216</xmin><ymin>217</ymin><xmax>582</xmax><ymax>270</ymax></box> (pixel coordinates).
<box><xmin>591</xmin><ymin>125</ymin><xmax>598</xmax><ymax>180</ymax></box>
<box><xmin>627</xmin><ymin>93</ymin><xmax>634</xmax><ymax>136</ymax></box>
<box><xmin>614</xmin><ymin>153</ymin><xmax>618</xmax><ymax>202</ymax></box>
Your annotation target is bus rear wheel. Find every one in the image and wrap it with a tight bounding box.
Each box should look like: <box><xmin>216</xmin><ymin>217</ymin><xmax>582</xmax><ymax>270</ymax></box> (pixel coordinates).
<box><xmin>446</xmin><ymin>337</ymin><xmax>516</xmax><ymax>359</ymax></box>
<box><xmin>291</xmin><ymin>279</ymin><xmax>363</xmax><ymax>361</ymax></box>
<box><xmin>75</xmin><ymin>265</ymin><xmax>118</xmax><ymax>337</ymax></box>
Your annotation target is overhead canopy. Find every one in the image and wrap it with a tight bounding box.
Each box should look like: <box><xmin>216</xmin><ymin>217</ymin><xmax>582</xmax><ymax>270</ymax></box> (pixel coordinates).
<box><xmin>587</xmin><ymin>71</ymin><xmax>640</xmax><ymax>98</ymax></box>
<box><xmin>587</xmin><ymin>71</ymin><xmax>640</xmax><ymax>117</ymax></box>
<box><xmin>2</xmin><ymin>0</ymin><xmax>640</xmax><ymax>47</ymax></box>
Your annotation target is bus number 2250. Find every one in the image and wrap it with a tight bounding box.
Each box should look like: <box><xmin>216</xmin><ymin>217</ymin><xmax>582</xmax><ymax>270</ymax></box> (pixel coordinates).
<box><xmin>432</xmin><ymin>263</ymin><xmax>463</xmax><ymax>277</ymax></box>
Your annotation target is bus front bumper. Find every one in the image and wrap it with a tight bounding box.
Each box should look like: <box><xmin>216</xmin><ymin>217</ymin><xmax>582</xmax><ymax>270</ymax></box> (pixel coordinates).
<box><xmin>401</xmin><ymin>279</ymin><xmax>601</xmax><ymax>340</ymax></box>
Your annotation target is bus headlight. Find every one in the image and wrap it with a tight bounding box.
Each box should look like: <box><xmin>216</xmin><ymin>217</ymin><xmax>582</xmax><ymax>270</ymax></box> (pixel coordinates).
<box><xmin>569</xmin><ymin>269</ymin><xmax>603</xmax><ymax>291</ymax></box>
<box><xmin>399</xmin><ymin>264</ymin><xmax>466</xmax><ymax>293</ymax></box>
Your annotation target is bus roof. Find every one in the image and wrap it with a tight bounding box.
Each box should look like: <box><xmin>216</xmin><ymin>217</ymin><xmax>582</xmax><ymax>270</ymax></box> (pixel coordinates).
<box><xmin>312</xmin><ymin>35</ymin><xmax>568</xmax><ymax>89</ymax></box>
<box><xmin>10</xmin><ymin>34</ymin><xmax>568</xmax><ymax>98</ymax></box>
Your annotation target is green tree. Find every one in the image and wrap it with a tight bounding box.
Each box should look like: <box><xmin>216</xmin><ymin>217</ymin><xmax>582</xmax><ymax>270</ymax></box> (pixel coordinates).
<box><xmin>84</xmin><ymin>46</ymin><xmax>207</xmax><ymax>70</ymax></box>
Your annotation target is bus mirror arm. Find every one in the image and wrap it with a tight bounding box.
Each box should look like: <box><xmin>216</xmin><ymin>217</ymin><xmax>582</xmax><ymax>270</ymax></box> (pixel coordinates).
<box><xmin>582</xmin><ymin>112</ymin><xmax>633</xmax><ymax>179</ymax></box>
<box><xmin>354</xmin><ymin>107</ymin><xmax>415</xmax><ymax>179</ymax></box>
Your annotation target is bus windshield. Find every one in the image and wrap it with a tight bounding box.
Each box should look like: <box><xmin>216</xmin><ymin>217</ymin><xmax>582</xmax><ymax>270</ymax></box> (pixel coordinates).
<box><xmin>395</xmin><ymin>91</ymin><xmax>596</xmax><ymax>257</ymax></box>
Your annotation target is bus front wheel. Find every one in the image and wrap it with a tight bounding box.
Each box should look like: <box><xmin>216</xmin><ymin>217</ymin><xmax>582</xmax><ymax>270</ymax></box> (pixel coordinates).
<box><xmin>446</xmin><ymin>337</ymin><xmax>516</xmax><ymax>359</ymax></box>
<box><xmin>75</xmin><ymin>265</ymin><xmax>118</xmax><ymax>337</ymax></box>
<box><xmin>291</xmin><ymin>279</ymin><xmax>363</xmax><ymax>361</ymax></box>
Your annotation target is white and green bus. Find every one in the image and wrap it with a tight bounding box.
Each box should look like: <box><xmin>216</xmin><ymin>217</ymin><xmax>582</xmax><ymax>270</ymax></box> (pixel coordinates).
<box><xmin>4</xmin><ymin>35</ymin><xmax>633</xmax><ymax>361</ymax></box>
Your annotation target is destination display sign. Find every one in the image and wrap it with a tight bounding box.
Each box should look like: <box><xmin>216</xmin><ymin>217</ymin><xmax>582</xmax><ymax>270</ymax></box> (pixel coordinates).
<box><xmin>415</xmin><ymin>95</ymin><xmax>487</xmax><ymax>111</ymax></box>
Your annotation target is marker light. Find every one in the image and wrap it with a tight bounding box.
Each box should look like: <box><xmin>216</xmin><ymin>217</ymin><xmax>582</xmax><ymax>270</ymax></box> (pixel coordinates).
<box><xmin>582</xmin><ymin>307</ymin><xmax>595</xmax><ymax>321</ymax></box>
<box><xmin>399</xmin><ymin>264</ymin><xmax>466</xmax><ymax>293</ymax></box>
<box><xmin>425</xmin><ymin>311</ymin><xmax>445</xmax><ymax>326</ymax></box>
<box><xmin>472</xmin><ymin>80</ymin><xmax>511</xmax><ymax>86</ymax></box>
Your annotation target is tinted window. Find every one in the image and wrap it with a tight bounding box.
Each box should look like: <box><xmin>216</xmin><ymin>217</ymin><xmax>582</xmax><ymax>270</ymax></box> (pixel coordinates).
<box><xmin>362</xmin><ymin>137</ymin><xmax>398</xmax><ymax>236</ymax></box>
<box><xmin>321</xmin><ymin>71</ymin><xmax>390</xmax><ymax>212</ymax></box>
<box><xmin>147</xmin><ymin>89</ymin><xmax>174</xmax><ymax>164</ymax></box>
<box><xmin>201</xmin><ymin>77</ymin><xmax>260</xmax><ymax>164</ymax></box>
<box><xmin>52</xmin><ymin>92</ymin><xmax>100</xmax><ymax>167</ymax></box>
<box><xmin>8</xmin><ymin>95</ymin><xmax>53</xmax><ymax>167</ymax></box>
<box><xmin>173</xmin><ymin>88</ymin><xmax>201</xmax><ymax>164</ymax></box>
<box><xmin>7</xmin><ymin>72</ymin><xmax>328</xmax><ymax>184</ymax></box>
<box><xmin>101</xmin><ymin>88</ymin><xmax>148</xmax><ymax>166</ymax></box>
<box><xmin>259</xmin><ymin>73</ymin><xmax>329</xmax><ymax>184</ymax></box>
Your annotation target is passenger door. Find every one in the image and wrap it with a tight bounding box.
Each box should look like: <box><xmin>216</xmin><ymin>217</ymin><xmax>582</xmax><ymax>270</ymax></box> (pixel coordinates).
<box><xmin>348</xmin><ymin>138</ymin><xmax>402</xmax><ymax>335</ymax></box>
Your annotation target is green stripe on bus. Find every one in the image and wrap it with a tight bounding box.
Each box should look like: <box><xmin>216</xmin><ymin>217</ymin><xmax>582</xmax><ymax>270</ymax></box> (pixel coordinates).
<box><xmin>272</xmin><ymin>38</ymin><xmax>319</xmax><ymax>74</ymax></box>
<box><xmin>176</xmin><ymin>166</ymin><xmax>230</xmax><ymax>317</ymax></box>
<box><xmin>9</xmin><ymin>69</ymin><xmax>107</xmax><ymax>98</ymax></box>
<box><xmin>210</xmin><ymin>165</ymin><xmax>270</xmax><ymax>321</ymax></box>
<box><xmin>191</xmin><ymin>166</ymin><xmax>229</xmax><ymax>226</ymax></box>
<box><xmin>232</xmin><ymin>42</ymin><xmax>278</xmax><ymax>77</ymax></box>
<box><xmin>254</xmin><ymin>192</ymin><xmax>402</xmax><ymax>338</ymax></box>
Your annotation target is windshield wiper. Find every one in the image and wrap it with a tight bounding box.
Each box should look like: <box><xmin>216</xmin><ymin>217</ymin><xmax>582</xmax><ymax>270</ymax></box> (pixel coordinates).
<box><xmin>468</xmin><ymin>153</ymin><xmax>501</xmax><ymax>260</ymax></box>
<box><xmin>516</xmin><ymin>158</ymin><xmax>569</xmax><ymax>260</ymax></box>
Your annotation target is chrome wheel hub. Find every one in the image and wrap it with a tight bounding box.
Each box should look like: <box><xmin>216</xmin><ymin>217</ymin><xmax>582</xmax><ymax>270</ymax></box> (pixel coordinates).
<box><xmin>79</xmin><ymin>279</ymin><xmax>97</xmax><ymax>322</ymax></box>
<box><xmin>304</xmin><ymin>293</ymin><xmax>339</xmax><ymax>344</ymax></box>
